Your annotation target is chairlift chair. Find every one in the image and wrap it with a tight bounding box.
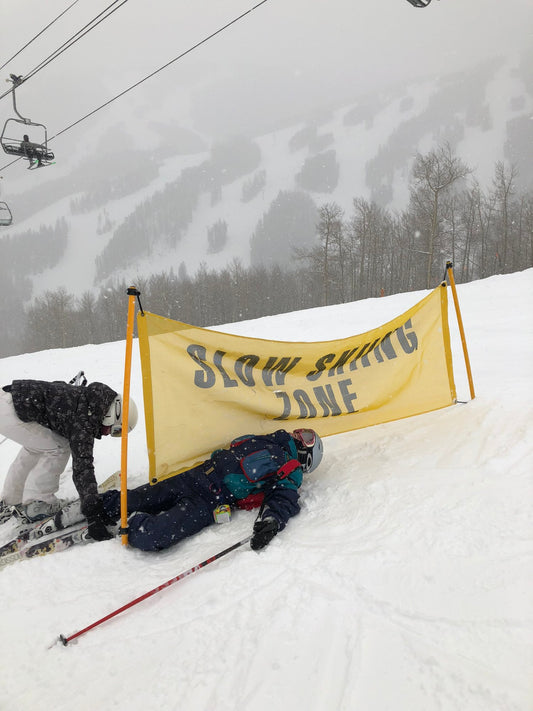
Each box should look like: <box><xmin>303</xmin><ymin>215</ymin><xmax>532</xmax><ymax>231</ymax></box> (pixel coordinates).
<box><xmin>0</xmin><ymin>201</ymin><xmax>13</xmax><ymax>227</ymax></box>
<box><xmin>1</xmin><ymin>118</ymin><xmax>55</xmax><ymax>168</ymax></box>
<box><xmin>0</xmin><ymin>74</ymin><xmax>55</xmax><ymax>169</ymax></box>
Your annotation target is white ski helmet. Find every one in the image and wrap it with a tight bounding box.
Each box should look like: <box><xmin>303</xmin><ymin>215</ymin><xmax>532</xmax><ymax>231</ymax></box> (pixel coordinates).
<box><xmin>292</xmin><ymin>428</ymin><xmax>323</xmax><ymax>473</ymax></box>
<box><xmin>102</xmin><ymin>395</ymin><xmax>138</xmax><ymax>437</ymax></box>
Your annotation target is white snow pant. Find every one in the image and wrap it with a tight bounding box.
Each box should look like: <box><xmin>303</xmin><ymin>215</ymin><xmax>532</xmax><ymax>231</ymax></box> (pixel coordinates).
<box><xmin>0</xmin><ymin>390</ymin><xmax>71</xmax><ymax>505</ymax></box>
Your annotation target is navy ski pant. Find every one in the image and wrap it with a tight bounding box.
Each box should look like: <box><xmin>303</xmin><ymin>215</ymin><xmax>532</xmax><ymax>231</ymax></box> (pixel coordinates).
<box><xmin>102</xmin><ymin>462</ymin><xmax>233</xmax><ymax>552</ymax></box>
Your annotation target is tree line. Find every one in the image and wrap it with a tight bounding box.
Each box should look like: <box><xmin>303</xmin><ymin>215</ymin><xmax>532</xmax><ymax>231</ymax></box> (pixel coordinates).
<box><xmin>16</xmin><ymin>145</ymin><xmax>533</xmax><ymax>355</ymax></box>
<box><xmin>304</xmin><ymin>145</ymin><xmax>532</xmax><ymax>306</ymax></box>
<box><xmin>0</xmin><ymin>218</ymin><xmax>68</xmax><ymax>356</ymax></box>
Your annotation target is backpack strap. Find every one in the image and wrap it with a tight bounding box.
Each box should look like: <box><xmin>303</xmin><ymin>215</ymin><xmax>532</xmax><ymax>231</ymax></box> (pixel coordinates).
<box><xmin>276</xmin><ymin>458</ymin><xmax>301</xmax><ymax>480</ymax></box>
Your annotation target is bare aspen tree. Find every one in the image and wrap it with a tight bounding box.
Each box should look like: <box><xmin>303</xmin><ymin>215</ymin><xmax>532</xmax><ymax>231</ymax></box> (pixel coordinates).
<box><xmin>492</xmin><ymin>161</ymin><xmax>518</xmax><ymax>273</ymax></box>
<box><xmin>458</xmin><ymin>184</ymin><xmax>480</xmax><ymax>282</ymax></box>
<box><xmin>475</xmin><ymin>185</ymin><xmax>496</xmax><ymax>278</ymax></box>
<box><xmin>316</xmin><ymin>202</ymin><xmax>345</xmax><ymax>305</ymax></box>
<box><xmin>410</xmin><ymin>143</ymin><xmax>472</xmax><ymax>287</ymax></box>
<box><xmin>76</xmin><ymin>291</ymin><xmax>99</xmax><ymax>345</ymax></box>
<box><xmin>347</xmin><ymin>198</ymin><xmax>393</xmax><ymax>299</ymax></box>
<box><xmin>24</xmin><ymin>288</ymin><xmax>75</xmax><ymax>352</ymax></box>
<box><xmin>517</xmin><ymin>193</ymin><xmax>533</xmax><ymax>270</ymax></box>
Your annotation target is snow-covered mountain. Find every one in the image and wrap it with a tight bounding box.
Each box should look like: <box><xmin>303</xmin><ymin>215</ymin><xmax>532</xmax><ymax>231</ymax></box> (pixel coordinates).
<box><xmin>0</xmin><ymin>269</ymin><xmax>531</xmax><ymax>710</ymax></box>
<box><xmin>1</xmin><ymin>50</ymin><xmax>532</xmax><ymax>299</ymax></box>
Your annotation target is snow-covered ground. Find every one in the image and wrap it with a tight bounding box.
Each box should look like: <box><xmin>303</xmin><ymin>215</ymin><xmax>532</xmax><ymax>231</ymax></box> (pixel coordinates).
<box><xmin>0</xmin><ymin>269</ymin><xmax>532</xmax><ymax>711</ymax></box>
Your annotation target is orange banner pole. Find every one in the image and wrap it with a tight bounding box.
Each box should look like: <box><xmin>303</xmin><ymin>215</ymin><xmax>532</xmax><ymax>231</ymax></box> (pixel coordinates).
<box><xmin>446</xmin><ymin>262</ymin><xmax>475</xmax><ymax>400</ymax></box>
<box><xmin>120</xmin><ymin>287</ymin><xmax>139</xmax><ymax>545</ymax></box>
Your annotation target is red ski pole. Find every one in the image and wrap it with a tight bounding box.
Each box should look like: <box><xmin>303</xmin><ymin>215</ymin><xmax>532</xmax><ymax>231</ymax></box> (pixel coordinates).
<box><xmin>55</xmin><ymin>536</ymin><xmax>251</xmax><ymax>646</ymax></box>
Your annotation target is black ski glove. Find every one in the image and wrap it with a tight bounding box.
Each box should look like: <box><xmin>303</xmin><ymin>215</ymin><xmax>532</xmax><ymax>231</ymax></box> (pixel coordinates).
<box><xmin>86</xmin><ymin>499</ymin><xmax>116</xmax><ymax>541</ymax></box>
<box><xmin>251</xmin><ymin>516</ymin><xmax>279</xmax><ymax>551</ymax></box>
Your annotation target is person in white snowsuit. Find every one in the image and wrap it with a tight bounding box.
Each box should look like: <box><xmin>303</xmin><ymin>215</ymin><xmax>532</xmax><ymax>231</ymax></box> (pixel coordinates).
<box><xmin>0</xmin><ymin>379</ymin><xmax>137</xmax><ymax>540</ymax></box>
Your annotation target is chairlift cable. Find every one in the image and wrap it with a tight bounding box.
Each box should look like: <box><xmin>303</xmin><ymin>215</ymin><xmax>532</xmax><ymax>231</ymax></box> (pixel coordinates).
<box><xmin>0</xmin><ymin>0</ymin><xmax>435</xmax><ymax>178</ymax></box>
<box><xmin>23</xmin><ymin>0</ymin><xmax>129</xmax><ymax>84</ymax></box>
<box><xmin>0</xmin><ymin>0</ymin><xmax>81</xmax><ymax>73</ymax></box>
<box><xmin>0</xmin><ymin>0</ymin><xmax>129</xmax><ymax>103</ymax></box>
<box><xmin>49</xmin><ymin>0</ymin><xmax>271</xmax><ymax>142</ymax></box>
<box><xmin>0</xmin><ymin>0</ymin><xmax>271</xmax><ymax>172</ymax></box>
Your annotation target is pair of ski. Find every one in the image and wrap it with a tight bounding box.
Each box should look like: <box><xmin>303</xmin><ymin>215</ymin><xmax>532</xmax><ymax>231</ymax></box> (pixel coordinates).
<box><xmin>0</xmin><ymin>471</ymin><xmax>120</xmax><ymax>570</ymax></box>
<box><xmin>0</xmin><ymin>515</ymin><xmax>90</xmax><ymax>570</ymax></box>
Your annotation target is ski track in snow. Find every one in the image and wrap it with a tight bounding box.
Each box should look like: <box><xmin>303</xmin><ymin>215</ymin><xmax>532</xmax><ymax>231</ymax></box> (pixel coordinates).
<box><xmin>0</xmin><ymin>270</ymin><xmax>532</xmax><ymax>711</ymax></box>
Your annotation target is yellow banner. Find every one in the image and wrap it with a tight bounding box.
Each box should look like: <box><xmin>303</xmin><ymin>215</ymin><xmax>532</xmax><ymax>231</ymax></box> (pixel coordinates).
<box><xmin>138</xmin><ymin>283</ymin><xmax>456</xmax><ymax>483</ymax></box>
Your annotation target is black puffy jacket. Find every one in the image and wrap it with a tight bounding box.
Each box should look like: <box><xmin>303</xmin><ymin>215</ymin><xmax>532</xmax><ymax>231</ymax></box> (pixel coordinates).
<box><xmin>8</xmin><ymin>379</ymin><xmax>117</xmax><ymax>516</ymax></box>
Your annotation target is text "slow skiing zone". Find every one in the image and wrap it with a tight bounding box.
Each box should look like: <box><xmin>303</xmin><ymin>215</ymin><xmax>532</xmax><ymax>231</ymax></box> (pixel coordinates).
<box><xmin>185</xmin><ymin>320</ymin><xmax>419</xmax><ymax>420</ymax></box>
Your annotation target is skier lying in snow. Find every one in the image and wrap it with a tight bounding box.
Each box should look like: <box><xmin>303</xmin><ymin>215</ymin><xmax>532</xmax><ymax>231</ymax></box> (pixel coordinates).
<box><xmin>0</xmin><ymin>379</ymin><xmax>138</xmax><ymax>540</ymax></box>
<box><xmin>38</xmin><ymin>428</ymin><xmax>323</xmax><ymax>552</ymax></box>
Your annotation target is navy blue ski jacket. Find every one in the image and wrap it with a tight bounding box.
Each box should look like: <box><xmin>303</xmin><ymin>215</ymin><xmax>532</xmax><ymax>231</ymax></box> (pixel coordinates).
<box><xmin>210</xmin><ymin>429</ymin><xmax>303</xmax><ymax>529</ymax></box>
<box><xmin>101</xmin><ymin>429</ymin><xmax>305</xmax><ymax>551</ymax></box>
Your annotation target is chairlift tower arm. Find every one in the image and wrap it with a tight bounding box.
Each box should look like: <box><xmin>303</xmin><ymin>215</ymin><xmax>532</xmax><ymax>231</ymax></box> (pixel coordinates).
<box><xmin>7</xmin><ymin>74</ymin><xmax>32</xmax><ymax>124</ymax></box>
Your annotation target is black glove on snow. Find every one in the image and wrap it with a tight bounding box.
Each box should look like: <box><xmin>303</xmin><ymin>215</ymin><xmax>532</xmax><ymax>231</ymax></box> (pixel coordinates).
<box><xmin>251</xmin><ymin>516</ymin><xmax>279</xmax><ymax>551</ymax></box>
<box><xmin>86</xmin><ymin>499</ymin><xmax>116</xmax><ymax>541</ymax></box>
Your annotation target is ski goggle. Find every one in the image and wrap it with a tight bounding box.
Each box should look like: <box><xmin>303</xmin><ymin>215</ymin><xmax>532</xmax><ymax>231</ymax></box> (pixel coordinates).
<box><xmin>102</xmin><ymin>397</ymin><xmax>122</xmax><ymax>436</ymax></box>
<box><xmin>292</xmin><ymin>429</ymin><xmax>316</xmax><ymax>448</ymax></box>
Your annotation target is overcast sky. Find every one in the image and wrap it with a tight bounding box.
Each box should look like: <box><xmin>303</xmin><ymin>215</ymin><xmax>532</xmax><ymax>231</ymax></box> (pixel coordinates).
<box><xmin>0</xmin><ymin>0</ymin><xmax>531</xmax><ymax>171</ymax></box>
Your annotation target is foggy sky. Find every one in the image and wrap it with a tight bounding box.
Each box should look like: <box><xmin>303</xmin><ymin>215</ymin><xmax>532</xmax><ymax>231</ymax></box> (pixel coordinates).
<box><xmin>0</xmin><ymin>0</ymin><xmax>532</xmax><ymax>190</ymax></box>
